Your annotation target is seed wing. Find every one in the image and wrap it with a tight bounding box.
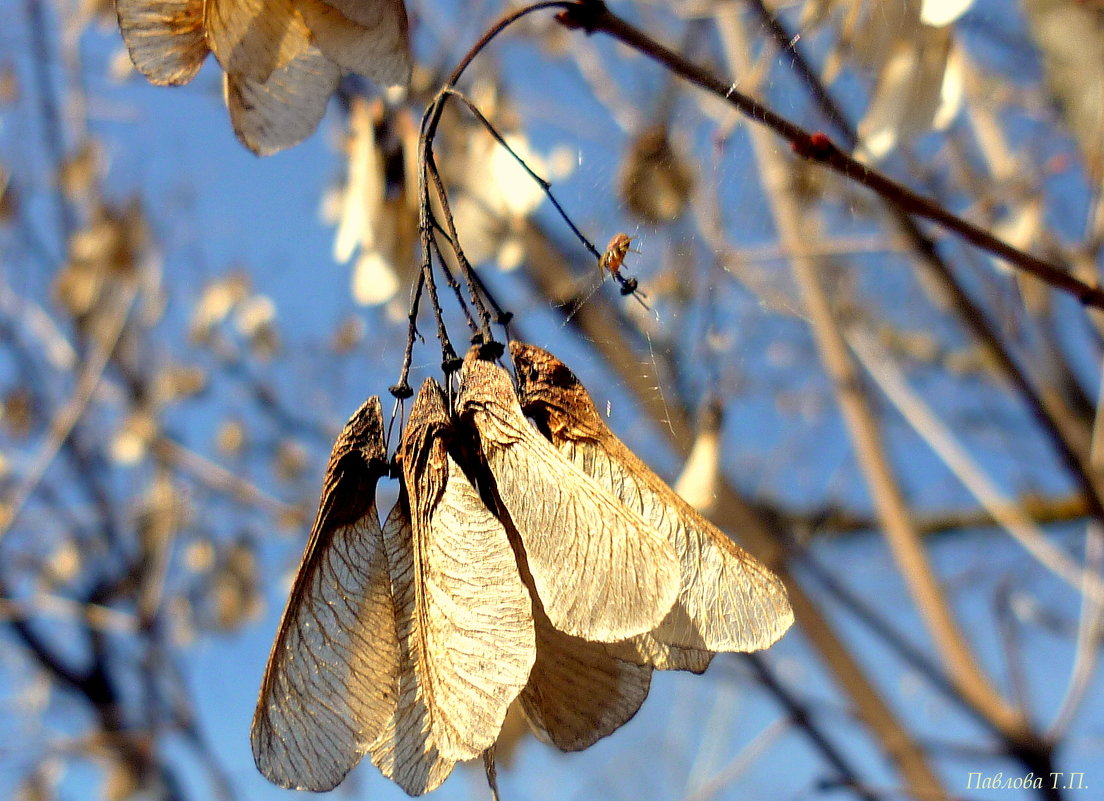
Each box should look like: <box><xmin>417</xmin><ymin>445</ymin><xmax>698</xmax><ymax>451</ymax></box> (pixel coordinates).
<box><xmin>205</xmin><ymin>0</ymin><xmax>307</xmax><ymax>83</ymax></box>
<box><xmin>224</xmin><ymin>45</ymin><xmax>341</xmax><ymax>156</ymax></box>
<box><xmin>116</xmin><ymin>0</ymin><xmax>208</xmax><ymax>86</ymax></box>
<box><xmin>419</xmin><ymin>450</ymin><xmax>535</xmax><ymax>760</ymax></box>
<box><xmin>603</xmin><ymin>632</ymin><xmax>714</xmax><ymax>674</ymax></box>
<box><xmin>564</xmin><ymin>438</ymin><xmax>793</xmax><ymax>652</ymax></box>
<box><xmin>511</xmin><ymin>342</ymin><xmax>794</xmax><ymax>654</ymax></box>
<box><xmin>296</xmin><ymin>0</ymin><xmax>411</xmax><ymax>86</ymax></box>
<box><xmin>457</xmin><ymin>355</ymin><xmax>679</xmax><ymax>643</ymax></box>
<box><xmin>370</xmin><ymin>379</ymin><xmax>534</xmax><ymax>793</ymax></box>
<box><xmin>251</xmin><ymin>398</ymin><xmax>398</xmax><ymax>792</ymax></box>
<box><xmin>370</xmin><ymin>496</ymin><xmax>454</xmax><ymax>796</ymax></box>
<box><xmin>519</xmin><ymin>591</ymin><xmax>652</xmax><ymax>751</ymax></box>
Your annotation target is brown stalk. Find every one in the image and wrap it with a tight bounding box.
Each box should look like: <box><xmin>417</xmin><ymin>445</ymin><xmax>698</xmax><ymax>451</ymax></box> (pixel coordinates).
<box><xmin>769</xmin><ymin>493</ymin><xmax>1088</xmax><ymax>540</ymax></box>
<box><xmin>717</xmin><ymin>0</ymin><xmax>1033</xmax><ymax>759</ymax></box>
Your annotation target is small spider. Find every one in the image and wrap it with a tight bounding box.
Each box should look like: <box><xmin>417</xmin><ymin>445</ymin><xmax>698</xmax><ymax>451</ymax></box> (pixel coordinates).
<box><xmin>598</xmin><ymin>233</ymin><xmax>649</xmax><ymax>310</ymax></box>
<box><xmin>564</xmin><ymin>233</ymin><xmax>651</xmax><ymax>324</ymax></box>
<box><xmin>599</xmin><ymin>233</ymin><xmax>639</xmax><ymax>279</ymax></box>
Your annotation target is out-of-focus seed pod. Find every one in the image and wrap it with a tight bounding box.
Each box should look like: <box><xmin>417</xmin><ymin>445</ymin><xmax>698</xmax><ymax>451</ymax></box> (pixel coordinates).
<box><xmin>618</xmin><ymin>125</ymin><xmax>694</xmax><ymax>224</ymax></box>
<box><xmin>673</xmin><ymin>399</ymin><xmax>723</xmax><ymax>516</ymax></box>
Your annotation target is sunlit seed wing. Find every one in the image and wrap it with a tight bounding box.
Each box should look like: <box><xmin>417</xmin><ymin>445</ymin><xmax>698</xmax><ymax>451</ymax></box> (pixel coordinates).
<box><xmin>371</xmin><ymin>378</ymin><xmax>534</xmax><ymax>789</ymax></box>
<box><xmin>371</xmin><ymin>495</ymin><xmax>454</xmax><ymax>796</ymax></box>
<box><xmin>251</xmin><ymin>397</ymin><xmax>398</xmax><ymax>792</ymax></box>
<box><xmin>419</xmin><ymin>448</ymin><xmax>535</xmax><ymax>760</ymax></box>
<box><xmin>603</xmin><ymin>632</ymin><xmax>713</xmax><ymax>674</ymax></box>
<box><xmin>511</xmin><ymin>342</ymin><xmax>794</xmax><ymax>653</ymax></box>
<box><xmin>295</xmin><ymin>0</ymin><xmax>412</xmax><ymax>87</ymax></box>
<box><xmin>562</xmin><ymin>437</ymin><xmax>791</xmax><ymax>651</ymax></box>
<box><xmin>116</xmin><ymin>0</ymin><xmax>208</xmax><ymax>86</ymax></box>
<box><xmin>206</xmin><ymin>0</ymin><xmax>307</xmax><ymax>83</ymax></box>
<box><xmin>224</xmin><ymin>46</ymin><xmax>341</xmax><ymax>156</ymax></box>
<box><xmin>457</xmin><ymin>354</ymin><xmax>679</xmax><ymax>643</ymax></box>
<box><xmin>517</xmin><ymin>558</ymin><xmax>652</xmax><ymax>751</ymax></box>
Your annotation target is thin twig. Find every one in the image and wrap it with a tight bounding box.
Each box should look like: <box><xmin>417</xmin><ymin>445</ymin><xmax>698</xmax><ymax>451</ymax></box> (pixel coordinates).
<box><xmin>560</xmin><ymin>0</ymin><xmax>1104</xmax><ymax>310</ymax></box>
<box><xmin>682</xmin><ymin>717</ymin><xmax>788</xmax><ymax>801</ymax></box>
<box><xmin>424</xmin><ymin>153</ymin><xmax>493</xmax><ymax>337</ymax></box>
<box><xmin>1048</xmin><ymin>523</ymin><xmax>1104</xmax><ymax>739</ymax></box>
<box><xmin>741</xmin><ymin>653</ymin><xmax>880</xmax><ymax>801</ymax></box>
<box><xmin>441</xmin><ymin>87</ymin><xmax>602</xmax><ymax>260</ymax></box>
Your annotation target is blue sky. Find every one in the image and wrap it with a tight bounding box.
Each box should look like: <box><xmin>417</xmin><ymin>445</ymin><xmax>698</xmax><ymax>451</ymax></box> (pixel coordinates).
<box><xmin>1</xmin><ymin>0</ymin><xmax>1102</xmax><ymax>799</ymax></box>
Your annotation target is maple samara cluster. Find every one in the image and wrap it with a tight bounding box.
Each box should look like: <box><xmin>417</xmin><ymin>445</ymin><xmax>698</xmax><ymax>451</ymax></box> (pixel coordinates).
<box><xmin>251</xmin><ymin>342</ymin><xmax>794</xmax><ymax>796</ymax></box>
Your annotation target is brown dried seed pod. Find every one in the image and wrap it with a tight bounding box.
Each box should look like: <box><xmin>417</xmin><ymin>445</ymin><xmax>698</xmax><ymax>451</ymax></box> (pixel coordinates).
<box><xmin>370</xmin><ymin>378</ymin><xmax>535</xmax><ymax>795</ymax></box>
<box><xmin>296</xmin><ymin>0</ymin><xmax>411</xmax><ymax>85</ymax></box>
<box><xmin>618</xmin><ymin>125</ymin><xmax>695</xmax><ymax>225</ymax></box>
<box><xmin>251</xmin><ymin>396</ymin><xmax>399</xmax><ymax>792</ymax></box>
<box><xmin>521</xmin><ymin>598</ymin><xmax>653</xmax><ymax>750</ymax></box>
<box><xmin>456</xmin><ymin>351</ymin><xmax>680</xmax><ymax>644</ymax></box>
<box><xmin>510</xmin><ymin>342</ymin><xmax>794</xmax><ymax>660</ymax></box>
<box><xmin>116</xmin><ymin>0</ymin><xmax>208</xmax><ymax>86</ymax></box>
<box><xmin>369</xmin><ymin>493</ymin><xmax>453</xmax><ymax>795</ymax></box>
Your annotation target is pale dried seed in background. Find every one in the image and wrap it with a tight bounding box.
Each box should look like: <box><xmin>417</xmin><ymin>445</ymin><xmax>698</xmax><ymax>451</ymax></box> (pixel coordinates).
<box><xmin>672</xmin><ymin>401</ymin><xmax>723</xmax><ymax>516</ymax></box>
<box><xmin>118</xmin><ymin>0</ymin><xmax>410</xmax><ymax>153</ymax></box>
<box><xmin>225</xmin><ymin>47</ymin><xmax>342</xmax><ymax>157</ymax></box>
<box><xmin>206</xmin><ymin>0</ymin><xmax>306</xmax><ymax>83</ymax></box>
<box><xmin>296</xmin><ymin>0</ymin><xmax>411</xmax><ymax>86</ymax></box>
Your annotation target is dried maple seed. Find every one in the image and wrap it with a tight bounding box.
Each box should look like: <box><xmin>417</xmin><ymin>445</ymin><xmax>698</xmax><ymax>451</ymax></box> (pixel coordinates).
<box><xmin>251</xmin><ymin>396</ymin><xmax>399</xmax><ymax>792</ymax></box>
<box><xmin>372</xmin><ymin>378</ymin><xmax>534</xmax><ymax>795</ymax></box>
<box><xmin>117</xmin><ymin>0</ymin><xmax>411</xmax><ymax>154</ymax></box>
<box><xmin>456</xmin><ymin>350</ymin><xmax>680</xmax><ymax>643</ymax></box>
<box><xmin>511</xmin><ymin>342</ymin><xmax>795</xmax><ymax>662</ymax></box>
<box><xmin>507</xmin><ymin>515</ymin><xmax>653</xmax><ymax>751</ymax></box>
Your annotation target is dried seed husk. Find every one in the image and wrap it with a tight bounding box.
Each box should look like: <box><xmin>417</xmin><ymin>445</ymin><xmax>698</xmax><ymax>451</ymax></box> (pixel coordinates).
<box><xmin>206</xmin><ymin>0</ymin><xmax>307</xmax><ymax>83</ymax></box>
<box><xmin>457</xmin><ymin>353</ymin><xmax>680</xmax><ymax>643</ymax></box>
<box><xmin>296</xmin><ymin>0</ymin><xmax>411</xmax><ymax>87</ymax></box>
<box><xmin>618</xmin><ymin>125</ymin><xmax>695</xmax><ymax>224</ymax></box>
<box><xmin>251</xmin><ymin>397</ymin><xmax>398</xmax><ymax>792</ymax></box>
<box><xmin>370</xmin><ymin>379</ymin><xmax>534</xmax><ymax>795</ymax></box>
<box><xmin>511</xmin><ymin>342</ymin><xmax>794</xmax><ymax>659</ymax></box>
